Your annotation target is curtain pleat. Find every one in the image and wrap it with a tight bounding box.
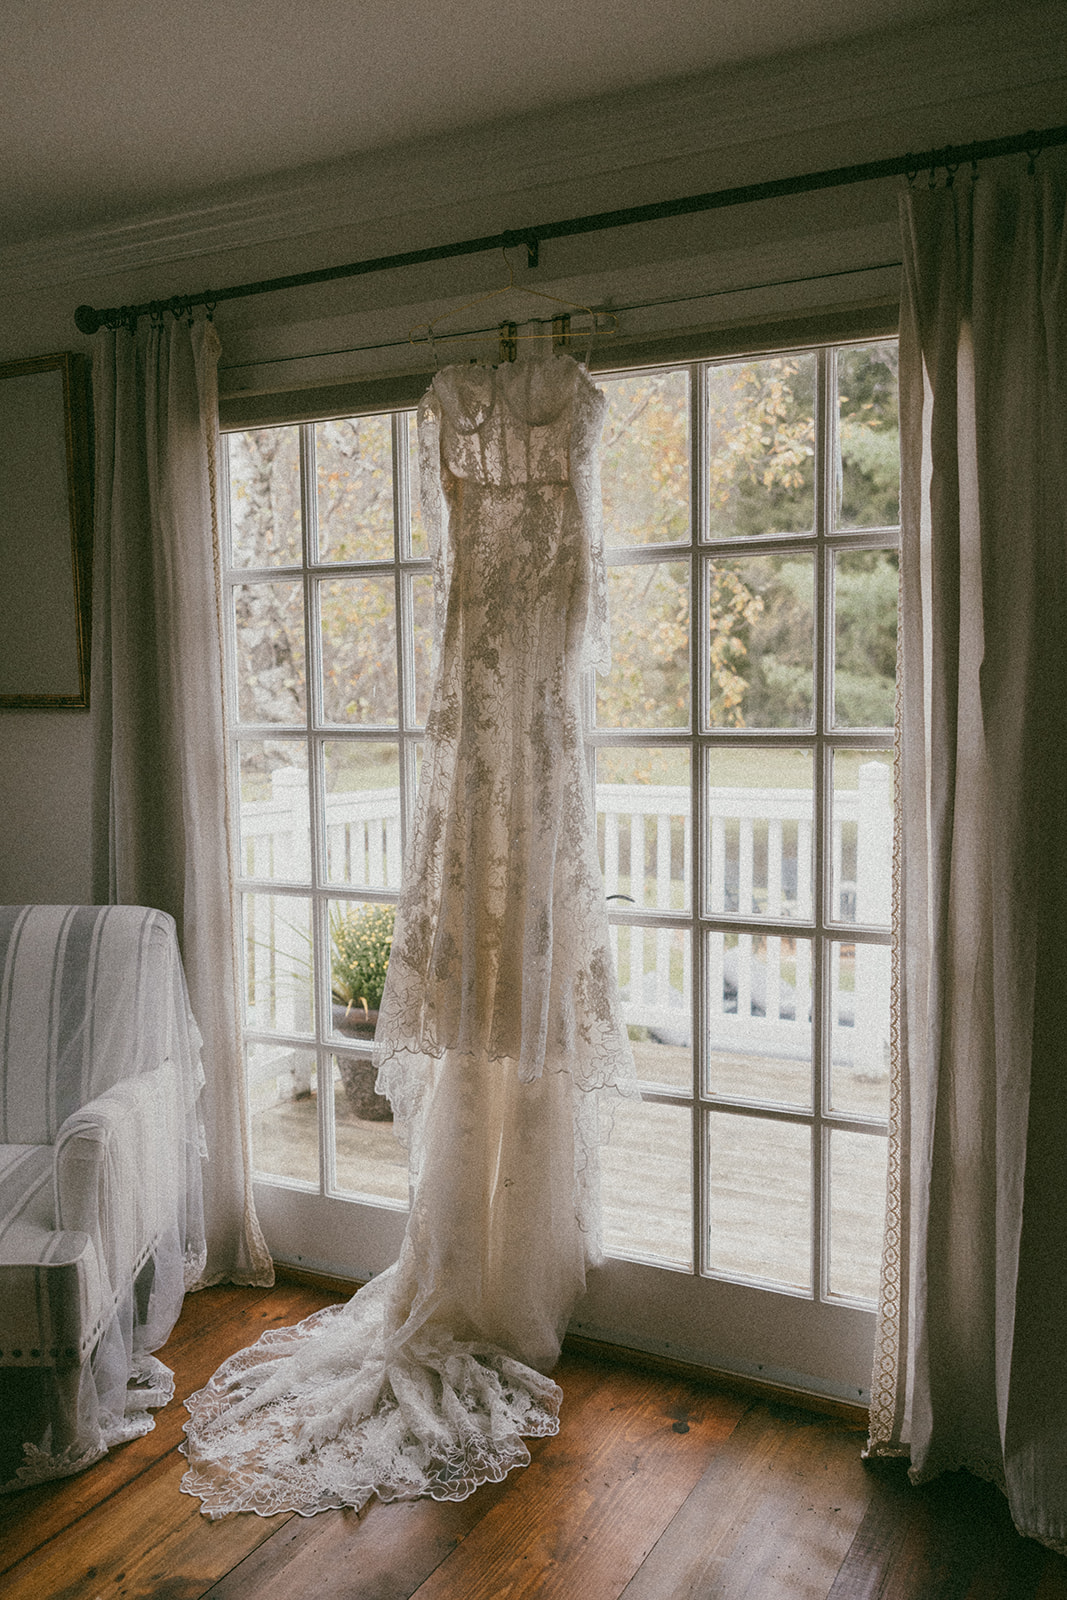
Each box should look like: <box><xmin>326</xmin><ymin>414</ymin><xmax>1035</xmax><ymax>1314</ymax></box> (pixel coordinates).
<box><xmin>90</xmin><ymin>318</ymin><xmax>272</xmax><ymax>1289</ymax></box>
<box><xmin>868</xmin><ymin>173</ymin><xmax>1067</xmax><ymax>1553</ymax></box>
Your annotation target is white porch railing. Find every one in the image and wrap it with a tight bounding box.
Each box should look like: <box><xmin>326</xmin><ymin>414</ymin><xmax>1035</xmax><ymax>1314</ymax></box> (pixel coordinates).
<box><xmin>240</xmin><ymin>762</ymin><xmax>891</xmax><ymax>1077</ymax></box>
<box><xmin>597</xmin><ymin>767</ymin><xmax>891</xmax><ymax>1073</ymax></box>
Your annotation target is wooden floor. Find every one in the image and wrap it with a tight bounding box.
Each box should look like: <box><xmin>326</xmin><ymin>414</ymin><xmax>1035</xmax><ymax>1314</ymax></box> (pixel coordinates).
<box><xmin>2</xmin><ymin>1282</ymin><xmax>1066</xmax><ymax>1600</ymax></box>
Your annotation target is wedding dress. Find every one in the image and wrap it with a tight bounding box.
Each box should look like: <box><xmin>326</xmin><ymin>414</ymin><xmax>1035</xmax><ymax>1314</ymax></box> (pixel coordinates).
<box><xmin>180</xmin><ymin>352</ymin><xmax>637</xmax><ymax>1518</ymax></box>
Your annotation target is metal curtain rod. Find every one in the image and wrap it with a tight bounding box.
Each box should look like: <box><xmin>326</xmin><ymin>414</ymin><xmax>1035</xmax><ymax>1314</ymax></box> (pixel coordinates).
<box><xmin>73</xmin><ymin>123</ymin><xmax>1067</xmax><ymax>335</ymax></box>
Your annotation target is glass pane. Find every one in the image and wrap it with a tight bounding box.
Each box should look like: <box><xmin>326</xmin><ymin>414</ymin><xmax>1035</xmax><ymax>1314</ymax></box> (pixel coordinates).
<box><xmin>831</xmin><ymin>752</ymin><xmax>893</xmax><ymax>926</ymax></box>
<box><xmin>833</xmin><ymin>549</ymin><xmax>898</xmax><ymax>728</ymax></box>
<box><xmin>315</xmin><ymin>416</ymin><xmax>394</xmax><ymax>562</ymax></box>
<box><xmin>596</xmin><ymin>560</ymin><xmax>690</xmax><ymax>728</ymax></box>
<box><xmin>238</xmin><ymin>741</ymin><xmax>310</xmax><ymax>883</ymax></box>
<box><xmin>707</xmin><ymin>354</ymin><xmax>815</xmax><ymax>539</ymax></box>
<box><xmin>409</xmin><ymin>572</ymin><xmax>435</xmax><ymax>725</ymax></box>
<box><xmin>706</xmin><ymin>931</ymin><xmax>811</xmax><ymax>1109</ymax></box>
<box><xmin>407</xmin><ymin>412</ymin><xmax>429</xmax><ymax>558</ymax></box>
<box><xmin>323</xmin><ymin>741</ymin><xmax>401</xmax><ymax>888</ymax></box>
<box><xmin>705</xmin><ymin>553</ymin><xmax>813</xmax><ymax>728</ymax></box>
<box><xmin>829</xmin><ymin>940</ymin><xmax>891</xmax><ymax>1120</ymax></box>
<box><xmin>828</xmin><ymin>1129</ymin><xmax>888</xmax><ymax>1302</ymax></box>
<box><xmin>227</xmin><ymin>427</ymin><xmax>301</xmax><ymax>568</ymax></box>
<box><xmin>599</xmin><ymin>369</ymin><xmax>690</xmax><ymax>546</ymax></box>
<box><xmin>319</xmin><ymin>575</ymin><xmax>398</xmax><ymax>725</ymax></box>
<box><xmin>242</xmin><ymin>892</ymin><xmax>313</xmax><ymax>1036</ymax></box>
<box><xmin>706</xmin><ymin>1112</ymin><xmax>811</xmax><ymax>1291</ymax></box>
<box><xmin>611</xmin><ymin>923</ymin><xmax>691</xmax><ymax>1093</ymax></box>
<box><xmin>836</xmin><ymin>342</ymin><xmax>900</xmax><ymax>530</ymax></box>
<box><xmin>705</xmin><ymin>747</ymin><xmax>813</xmax><ymax>917</ymax></box>
<box><xmin>234</xmin><ymin>580</ymin><xmax>306</xmax><ymax>725</ymax></box>
<box><xmin>602</xmin><ymin>1099</ymin><xmax>692</xmax><ymax>1268</ymax></box>
<box><xmin>327</xmin><ymin>898</ymin><xmax>396</xmax><ymax>1041</ymax></box>
<box><xmin>333</xmin><ymin>1056</ymin><xmax>410</xmax><ymax>1204</ymax></box>
<box><xmin>248</xmin><ymin>1042</ymin><xmax>317</xmax><ymax>1185</ymax></box>
<box><xmin>597</xmin><ymin>747</ymin><xmax>691</xmax><ymax>914</ymax></box>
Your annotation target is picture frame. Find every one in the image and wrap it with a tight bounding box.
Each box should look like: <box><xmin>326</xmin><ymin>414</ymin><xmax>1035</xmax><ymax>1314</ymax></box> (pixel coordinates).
<box><xmin>0</xmin><ymin>352</ymin><xmax>93</xmax><ymax>709</ymax></box>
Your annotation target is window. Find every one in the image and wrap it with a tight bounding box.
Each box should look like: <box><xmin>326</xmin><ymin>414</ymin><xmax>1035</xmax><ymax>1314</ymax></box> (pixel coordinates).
<box><xmin>592</xmin><ymin>345</ymin><xmax>898</xmax><ymax>1305</ymax></box>
<box><xmin>225</xmin><ymin>410</ymin><xmax>428</xmax><ymax>1206</ymax></box>
<box><xmin>221</xmin><ymin>334</ymin><xmax>899</xmax><ymax>1398</ymax></box>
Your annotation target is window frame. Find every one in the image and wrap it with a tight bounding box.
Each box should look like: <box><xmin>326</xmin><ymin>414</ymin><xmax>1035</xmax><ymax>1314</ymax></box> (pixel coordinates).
<box><xmin>219</xmin><ymin>318</ymin><xmax>900</xmax><ymax>1397</ymax></box>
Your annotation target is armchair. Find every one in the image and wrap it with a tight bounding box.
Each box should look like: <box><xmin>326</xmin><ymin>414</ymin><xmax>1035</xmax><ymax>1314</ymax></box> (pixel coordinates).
<box><xmin>0</xmin><ymin>905</ymin><xmax>206</xmax><ymax>1490</ymax></box>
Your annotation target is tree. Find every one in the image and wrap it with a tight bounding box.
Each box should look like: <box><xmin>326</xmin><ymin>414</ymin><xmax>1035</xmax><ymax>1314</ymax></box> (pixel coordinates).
<box><xmin>707</xmin><ymin>355</ymin><xmax>815</xmax><ymax>539</ymax></box>
<box><xmin>596</xmin><ymin>357</ymin><xmax>815</xmax><ymax>729</ymax></box>
<box><xmin>594</xmin><ymin>346</ymin><xmax>898</xmax><ymax>731</ymax></box>
<box><xmin>229</xmin><ymin>343</ymin><xmax>900</xmax><ymax>753</ymax></box>
<box><xmin>229</xmin><ymin>428</ymin><xmax>305</xmax><ymax>737</ymax></box>
<box><xmin>228</xmin><ymin>421</ymin><xmax>428</xmax><ymax>779</ymax></box>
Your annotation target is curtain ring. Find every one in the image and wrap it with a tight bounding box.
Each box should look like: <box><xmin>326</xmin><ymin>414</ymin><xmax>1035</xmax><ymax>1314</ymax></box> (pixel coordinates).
<box><xmin>204</xmin><ymin>300</ymin><xmax>217</xmax><ymax>323</ymax></box>
<box><xmin>945</xmin><ymin>161</ymin><xmax>959</xmax><ymax>188</ymax></box>
<box><xmin>928</xmin><ymin>164</ymin><xmax>938</xmax><ymax>190</ymax></box>
<box><xmin>1026</xmin><ymin>144</ymin><xmax>1041</xmax><ymax>176</ymax></box>
<box><xmin>904</xmin><ymin>158</ymin><xmax>918</xmax><ymax>188</ymax></box>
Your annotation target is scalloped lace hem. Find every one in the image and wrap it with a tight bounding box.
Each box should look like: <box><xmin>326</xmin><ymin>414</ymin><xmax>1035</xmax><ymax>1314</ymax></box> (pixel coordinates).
<box><xmin>179</xmin><ymin>1296</ymin><xmax>562</xmax><ymax>1521</ymax></box>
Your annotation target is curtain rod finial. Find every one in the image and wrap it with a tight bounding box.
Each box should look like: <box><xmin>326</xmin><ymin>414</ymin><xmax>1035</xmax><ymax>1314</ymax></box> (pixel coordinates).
<box><xmin>74</xmin><ymin>304</ymin><xmax>101</xmax><ymax>336</ymax></box>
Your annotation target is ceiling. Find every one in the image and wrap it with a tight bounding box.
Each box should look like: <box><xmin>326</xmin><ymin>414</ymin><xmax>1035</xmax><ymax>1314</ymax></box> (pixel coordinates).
<box><xmin>1</xmin><ymin>0</ymin><xmax>1002</xmax><ymax>246</ymax></box>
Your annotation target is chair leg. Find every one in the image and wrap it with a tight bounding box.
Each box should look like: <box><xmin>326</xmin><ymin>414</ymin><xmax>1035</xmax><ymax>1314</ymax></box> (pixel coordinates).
<box><xmin>0</xmin><ymin>1364</ymin><xmax>85</xmax><ymax>1487</ymax></box>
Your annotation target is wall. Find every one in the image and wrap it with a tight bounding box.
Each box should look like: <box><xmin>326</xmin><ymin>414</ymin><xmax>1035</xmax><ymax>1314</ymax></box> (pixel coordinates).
<box><xmin>1</xmin><ymin>2</ymin><xmax>1064</xmax><ymax>903</ymax></box>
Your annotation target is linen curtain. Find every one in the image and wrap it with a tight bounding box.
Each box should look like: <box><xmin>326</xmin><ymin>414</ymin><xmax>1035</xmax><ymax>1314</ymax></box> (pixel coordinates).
<box><xmin>90</xmin><ymin>316</ymin><xmax>272</xmax><ymax>1289</ymax></box>
<box><xmin>867</xmin><ymin>172</ymin><xmax>1067</xmax><ymax>1552</ymax></box>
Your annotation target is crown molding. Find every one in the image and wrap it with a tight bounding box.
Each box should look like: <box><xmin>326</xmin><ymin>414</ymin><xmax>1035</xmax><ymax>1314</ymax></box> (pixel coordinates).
<box><xmin>3</xmin><ymin>3</ymin><xmax>1064</xmax><ymax>294</ymax></box>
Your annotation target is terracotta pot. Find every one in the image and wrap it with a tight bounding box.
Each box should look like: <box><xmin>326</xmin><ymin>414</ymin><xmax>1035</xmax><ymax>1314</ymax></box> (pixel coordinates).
<box><xmin>332</xmin><ymin>1001</ymin><xmax>380</xmax><ymax>1040</ymax></box>
<box><xmin>331</xmin><ymin>1005</ymin><xmax>392</xmax><ymax>1121</ymax></box>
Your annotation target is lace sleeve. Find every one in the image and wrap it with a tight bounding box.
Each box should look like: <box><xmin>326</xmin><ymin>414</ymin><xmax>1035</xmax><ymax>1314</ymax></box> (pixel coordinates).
<box><xmin>570</xmin><ymin>369</ymin><xmax>612</xmax><ymax>675</ymax></box>
<box><xmin>417</xmin><ymin>384</ymin><xmax>451</xmax><ymax>658</ymax></box>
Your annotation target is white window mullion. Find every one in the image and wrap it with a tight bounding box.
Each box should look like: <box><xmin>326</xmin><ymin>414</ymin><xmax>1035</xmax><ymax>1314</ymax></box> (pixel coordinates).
<box><xmin>691</xmin><ymin>360</ymin><xmax>708</xmax><ymax>1283</ymax></box>
<box><xmin>298</xmin><ymin>423</ymin><xmax>334</xmax><ymax>1198</ymax></box>
<box><xmin>392</xmin><ymin>410</ymin><xmax>416</xmax><ymax>856</ymax></box>
<box><xmin>811</xmin><ymin>344</ymin><xmax>836</xmax><ymax>1301</ymax></box>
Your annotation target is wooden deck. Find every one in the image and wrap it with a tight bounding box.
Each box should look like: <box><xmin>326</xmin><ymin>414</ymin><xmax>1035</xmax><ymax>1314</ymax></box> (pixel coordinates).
<box><xmin>252</xmin><ymin>1044</ymin><xmax>888</xmax><ymax>1295</ymax></box>
<box><xmin>2</xmin><ymin>1280</ymin><xmax>1065</xmax><ymax>1599</ymax></box>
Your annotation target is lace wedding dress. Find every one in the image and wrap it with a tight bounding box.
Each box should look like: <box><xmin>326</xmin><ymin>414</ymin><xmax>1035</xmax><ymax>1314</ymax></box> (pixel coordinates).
<box><xmin>180</xmin><ymin>352</ymin><xmax>637</xmax><ymax>1518</ymax></box>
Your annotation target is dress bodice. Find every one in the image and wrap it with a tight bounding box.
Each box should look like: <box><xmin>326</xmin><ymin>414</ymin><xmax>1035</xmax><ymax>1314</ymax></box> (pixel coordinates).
<box><xmin>425</xmin><ymin>354</ymin><xmax>605</xmax><ymax>488</ymax></box>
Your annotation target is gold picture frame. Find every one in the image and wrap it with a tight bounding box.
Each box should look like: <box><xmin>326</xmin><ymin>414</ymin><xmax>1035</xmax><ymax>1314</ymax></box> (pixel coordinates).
<box><xmin>0</xmin><ymin>352</ymin><xmax>93</xmax><ymax>709</ymax></box>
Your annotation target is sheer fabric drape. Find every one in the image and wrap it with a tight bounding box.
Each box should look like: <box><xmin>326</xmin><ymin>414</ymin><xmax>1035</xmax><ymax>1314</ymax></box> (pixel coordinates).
<box><xmin>0</xmin><ymin>904</ymin><xmax>207</xmax><ymax>1491</ymax></box>
<box><xmin>867</xmin><ymin>173</ymin><xmax>1067</xmax><ymax>1553</ymax></box>
<box><xmin>90</xmin><ymin>318</ymin><xmax>272</xmax><ymax>1289</ymax></box>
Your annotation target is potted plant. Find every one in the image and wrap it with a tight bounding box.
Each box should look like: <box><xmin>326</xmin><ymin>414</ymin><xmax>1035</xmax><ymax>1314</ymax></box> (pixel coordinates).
<box><xmin>331</xmin><ymin>902</ymin><xmax>396</xmax><ymax>1120</ymax></box>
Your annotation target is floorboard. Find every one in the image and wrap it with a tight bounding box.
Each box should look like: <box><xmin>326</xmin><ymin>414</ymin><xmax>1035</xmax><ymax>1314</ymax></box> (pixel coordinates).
<box><xmin>2</xmin><ymin>1282</ymin><xmax>1066</xmax><ymax>1600</ymax></box>
<box><xmin>828</xmin><ymin>1461</ymin><xmax>1054</xmax><ymax>1600</ymax></box>
<box><xmin>0</xmin><ymin>1282</ymin><xmax>333</xmax><ymax>1576</ymax></box>
<box><xmin>406</xmin><ymin>1358</ymin><xmax>746</xmax><ymax>1600</ymax></box>
<box><xmin>199</xmin><ymin>1355</ymin><xmax>611</xmax><ymax>1600</ymax></box>
<box><xmin>618</xmin><ymin>1402</ymin><xmax>871</xmax><ymax>1600</ymax></box>
<box><xmin>204</xmin><ymin>1482</ymin><xmax>514</xmax><ymax>1600</ymax></box>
